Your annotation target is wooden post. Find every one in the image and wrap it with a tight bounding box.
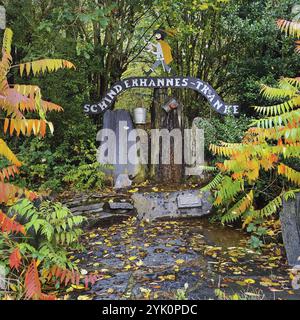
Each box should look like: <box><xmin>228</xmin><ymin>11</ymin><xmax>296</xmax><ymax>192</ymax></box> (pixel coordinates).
<box><xmin>150</xmin><ymin>88</ymin><xmax>184</xmax><ymax>183</ymax></box>
<box><xmin>280</xmin><ymin>193</ymin><xmax>300</xmax><ymax>266</ymax></box>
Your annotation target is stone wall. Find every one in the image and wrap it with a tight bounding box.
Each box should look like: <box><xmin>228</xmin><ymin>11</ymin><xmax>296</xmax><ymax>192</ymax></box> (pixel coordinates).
<box><xmin>280</xmin><ymin>193</ymin><xmax>300</xmax><ymax>266</ymax></box>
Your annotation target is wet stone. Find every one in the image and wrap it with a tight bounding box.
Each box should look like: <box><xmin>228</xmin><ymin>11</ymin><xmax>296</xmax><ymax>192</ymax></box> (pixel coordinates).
<box><xmin>109</xmin><ymin>202</ymin><xmax>134</xmax><ymax>210</ymax></box>
<box><xmin>84</xmin><ymin>213</ymin><xmax>131</xmax><ymax>229</ymax></box>
<box><xmin>142</xmin><ymin>251</ymin><xmax>175</xmax><ymax>268</ymax></box>
<box><xmin>70</xmin><ymin>203</ymin><xmax>105</xmax><ymax>213</ymax></box>
<box><xmin>91</xmin><ymin>272</ymin><xmax>131</xmax><ymax>299</ymax></box>
<box><xmin>132</xmin><ymin>190</ymin><xmax>212</xmax><ymax>221</ymax></box>
<box><xmin>114</xmin><ymin>174</ymin><xmax>133</xmax><ymax>190</ymax></box>
<box><xmin>177</xmin><ymin>193</ymin><xmax>202</xmax><ymax>208</ymax></box>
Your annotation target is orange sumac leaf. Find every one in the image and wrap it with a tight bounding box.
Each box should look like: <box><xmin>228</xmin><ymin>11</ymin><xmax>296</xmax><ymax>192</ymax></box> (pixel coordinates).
<box><xmin>4</xmin><ymin>118</ymin><xmax>9</xmax><ymax>134</ymax></box>
<box><xmin>25</xmin><ymin>260</ymin><xmax>42</xmax><ymax>300</ymax></box>
<box><xmin>0</xmin><ymin>210</ymin><xmax>26</xmax><ymax>235</ymax></box>
<box><xmin>9</xmin><ymin>248</ymin><xmax>22</xmax><ymax>271</ymax></box>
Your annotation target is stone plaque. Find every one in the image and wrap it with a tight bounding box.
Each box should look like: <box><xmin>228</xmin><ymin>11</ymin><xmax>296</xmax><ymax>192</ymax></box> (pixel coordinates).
<box><xmin>177</xmin><ymin>194</ymin><xmax>202</xmax><ymax>209</ymax></box>
<box><xmin>0</xmin><ymin>6</ymin><xmax>6</xmax><ymax>30</ymax></box>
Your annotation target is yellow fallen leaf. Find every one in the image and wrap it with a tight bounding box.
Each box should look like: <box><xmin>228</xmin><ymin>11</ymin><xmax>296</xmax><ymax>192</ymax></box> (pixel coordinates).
<box><xmin>176</xmin><ymin>259</ymin><xmax>185</xmax><ymax>265</ymax></box>
<box><xmin>107</xmin><ymin>288</ymin><xmax>114</xmax><ymax>294</ymax></box>
<box><xmin>129</xmin><ymin>256</ymin><xmax>137</xmax><ymax>261</ymax></box>
<box><xmin>245</xmin><ymin>279</ymin><xmax>256</xmax><ymax>284</ymax></box>
<box><xmin>159</xmin><ymin>275</ymin><xmax>175</xmax><ymax>281</ymax></box>
<box><xmin>71</xmin><ymin>285</ymin><xmax>86</xmax><ymax>290</ymax></box>
<box><xmin>77</xmin><ymin>295</ymin><xmax>92</xmax><ymax>300</ymax></box>
<box><xmin>9</xmin><ymin>284</ymin><xmax>17</xmax><ymax>292</ymax></box>
<box><xmin>124</xmin><ymin>265</ymin><xmax>132</xmax><ymax>270</ymax></box>
<box><xmin>136</xmin><ymin>260</ymin><xmax>144</xmax><ymax>267</ymax></box>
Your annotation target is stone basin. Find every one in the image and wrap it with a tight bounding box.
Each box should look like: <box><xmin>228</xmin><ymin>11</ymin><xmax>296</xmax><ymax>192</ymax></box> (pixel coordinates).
<box><xmin>132</xmin><ymin>189</ymin><xmax>212</xmax><ymax>221</ymax></box>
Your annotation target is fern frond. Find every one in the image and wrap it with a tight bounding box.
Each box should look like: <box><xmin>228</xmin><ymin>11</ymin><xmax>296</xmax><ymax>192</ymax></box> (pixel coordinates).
<box><xmin>198</xmin><ymin>165</ymin><xmax>218</xmax><ymax>172</ymax></box>
<box><xmin>214</xmin><ymin>177</ymin><xmax>244</xmax><ymax>206</ymax></box>
<box><xmin>3</xmin><ymin>119</ymin><xmax>54</xmax><ymax>137</ymax></box>
<box><xmin>277</xmin><ymin>19</ymin><xmax>300</xmax><ymax>37</ymax></box>
<box><xmin>41</xmin><ymin>101</ymin><xmax>63</xmax><ymax>112</ymax></box>
<box><xmin>0</xmin><ymin>210</ymin><xmax>26</xmax><ymax>235</ymax></box>
<box><xmin>260</xmin><ymin>84</ymin><xmax>298</xmax><ymax>100</ymax></box>
<box><xmin>283</xmin><ymin>189</ymin><xmax>300</xmax><ymax>201</ymax></box>
<box><xmin>251</xmin><ymin>109</ymin><xmax>300</xmax><ymax>129</ymax></box>
<box><xmin>24</xmin><ymin>260</ymin><xmax>42</xmax><ymax>300</ymax></box>
<box><xmin>19</xmin><ymin>59</ymin><xmax>75</xmax><ymax>77</ymax></box>
<box><xmin>279</xmin><ymin>77</ymin><xmax>300</xmax><ymax>88</ymax></box>
<box><xmin>253</xmin><ymin>96</ymin><xmax>300</xmax><ymax>116</ymax></box>
<box><xmin>209</xmin><ymin>144</ymin><xmax>238</xmax><ymax>157</ymax></box>
<box><xmin>252</xmin><ymin>195</ymin><xmax>282</xmax><ymax>218</ymax></box>
<box><xmin>221</xmin><ymin>190</ymin><xmax>254</xmax><ymax>224</ymax></box>
<box><xmin>0</xmin><ymin>165</ymin><xmax>20</xmax><ymax>182</ymax></box>
<box><xmin>0</xmin><ymin>139</ymin><xmax>22</xmax><ymax>166</ymax></box>
<box><xmin>2</xmin><ymin>28</ymin><xmax>13</xmax><ymax>56</ymax></box>
<box><xmin>13</xmin><ymin>85</ymin><xmax>40</xmax><ymax>97</ymax></box>
<box><xmin>278</xmin><ymin>163</ymin><xmax>300</xmax><ymax>185</ymax></box>
<box><xmin>43</xmin><ymin>265</ymin><xmax>99</xmax><ymax>290</ymax></box>
<box><xmin>201</xmin><ymin>173</ymin><xmax>223</xmax><ymax>191</ymax></box>
<box><xmin>9</xmin><ymin>248</ymin><xmax>22</xmax><ymax>271</ymax></box>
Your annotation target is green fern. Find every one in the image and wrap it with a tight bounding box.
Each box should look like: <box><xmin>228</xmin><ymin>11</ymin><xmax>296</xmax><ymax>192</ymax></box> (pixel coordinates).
<box><xmin>253</xmin><ymin>97</ymin><xmax>300</xmax><ymax>116</ymax></box>
<box><xmin>63</xmin><ymin>162</ymin><xmax>109</xmax><ymax>190</ymax></box>
<box><xmin>201</xmin><ymin>173</ymin><xmax>223</xmax><ymax>192</ymax></box>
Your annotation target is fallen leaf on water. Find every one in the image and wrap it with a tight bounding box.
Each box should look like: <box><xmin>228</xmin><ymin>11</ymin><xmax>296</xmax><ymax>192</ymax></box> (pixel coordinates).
<box><xmin>245</xmin><ymin>279</ymin><xmax>256</xmax><ymax>284</ymax></box>
<box><xmin>129</xmin><ymin>256</ymin><xmax>138</xmax><ymax>261</ymax></box>
<box><xmin>176</xmin><ymin>259</ymin><xmax>185</xmax><ymax>265</ymax></box>
<box><xmin>77</xmin><ymin>295</ymin><xmax>92</xmax><ymax>300</ymax></box>
<box><xmin>71</xmin><ymin>285</ymin><xmax>86</xmax><ymax>290</ymax></box>
<box><xmin>158</xmin><ymin>275</ymin><xmax>176</xmax><ymax>281</ymax></box>
<box><xmin>136</xmin><ymin>260</ymin><xmax>144</xmax><ymax>267</ymax></box>
<box><xmin>124</xmin><ymin>265</ymin><xmax>132</xmax><ymax>270</ymax></box>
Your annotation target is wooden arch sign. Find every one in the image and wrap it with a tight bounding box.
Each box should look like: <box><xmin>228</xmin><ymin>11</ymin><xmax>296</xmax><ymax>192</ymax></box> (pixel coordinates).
<box><xmin>83</xmin><ymin>77</ymin><xmax>240</xmax><ymax>115</ymax></box>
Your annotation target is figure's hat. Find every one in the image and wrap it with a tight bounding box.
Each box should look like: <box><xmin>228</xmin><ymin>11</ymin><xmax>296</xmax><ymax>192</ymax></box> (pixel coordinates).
<box><xmin>153</xmin><ymin>29</ymin><xmax>167</xmax><ymax>39</ymax></box>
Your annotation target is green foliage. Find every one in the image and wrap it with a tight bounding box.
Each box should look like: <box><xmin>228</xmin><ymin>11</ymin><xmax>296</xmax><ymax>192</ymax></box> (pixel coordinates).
<box><xmin>63</xmin><ymin>162</ymin><xmax>109</xmax><ymax>191</ymax></box>
<box><xmin>196</xmin><ymin>115</ymin><xmax>251</xmax><ymax>159</ymax></box>
<box><xmin>7</xmin><ymin>199</ymin><xmax>85</xmax><ymax>269</ymax></box>
<box><xmin>201</xmin><ymin>10</ymin><xmax>300</xmax><ymax>238</ymax></box>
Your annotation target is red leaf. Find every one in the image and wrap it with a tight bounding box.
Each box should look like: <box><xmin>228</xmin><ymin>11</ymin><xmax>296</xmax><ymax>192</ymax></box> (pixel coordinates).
<box><xmin>0</xmin><ymin>210</ymin><xmax>26</xmax><ymax>235</ymax></box>
<box><xmin>24</xmin><ymin>260</ymin><xmax>42</xmax><ymax>300</ymax></box>
<box><xmin>9</xmin><ymin>248</ymin><xmax>22</xmax><ymax>271</ymax></box>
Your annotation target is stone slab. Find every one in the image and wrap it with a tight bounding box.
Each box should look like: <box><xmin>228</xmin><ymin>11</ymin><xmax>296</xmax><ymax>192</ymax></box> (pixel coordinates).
<box><xmin>109</xmin><ymin>202</ymin><xmax>134</xmax><ymax>210</ymax></box>
<box><xmin>132</xmin><ymin>189</ymin><xmax>212</xmax><ymax>221</ymax></box>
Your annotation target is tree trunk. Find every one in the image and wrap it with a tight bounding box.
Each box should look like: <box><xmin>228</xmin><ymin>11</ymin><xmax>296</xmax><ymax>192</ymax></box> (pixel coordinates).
<box><xmin>150</xmin><ymin>89</ymin><xmax>184</xmax><ymax>183</ymax></box>
<box><xmin>280</xmin><ymin>193</ymin><xmax>300</xmax><ymax>266</ymax></box>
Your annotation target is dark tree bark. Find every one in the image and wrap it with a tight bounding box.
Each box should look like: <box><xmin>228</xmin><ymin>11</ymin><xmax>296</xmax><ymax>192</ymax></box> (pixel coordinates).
<box><xmin>150</xmin><ymin>88</ymin><xmax>184</xmax><ymax>183</ymax></box>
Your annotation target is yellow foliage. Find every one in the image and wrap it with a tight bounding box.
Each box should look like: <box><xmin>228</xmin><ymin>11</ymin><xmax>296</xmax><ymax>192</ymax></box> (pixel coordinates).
<box><xmin>19</xmin><ymin>59</ymin><xmax>75</xmax><ymax>77</ymax></box>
